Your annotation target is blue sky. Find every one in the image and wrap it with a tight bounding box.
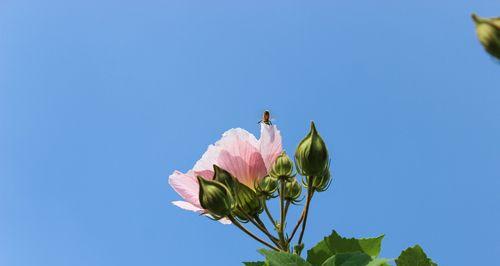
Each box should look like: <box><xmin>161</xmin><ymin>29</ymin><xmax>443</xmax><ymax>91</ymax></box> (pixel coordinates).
<box><xmin>1</xmin><ymin>1</ymin><xmax>500</xmax><ymax>265</ymax></box>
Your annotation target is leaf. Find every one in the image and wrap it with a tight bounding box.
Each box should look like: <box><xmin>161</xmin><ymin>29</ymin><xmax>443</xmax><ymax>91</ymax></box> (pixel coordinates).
<box><xmin>259</xmin><ymin>249</ymin><xmax>312</xmax><ymax>266</ymax></box>
<box><xmin>307</xmin><ymin>231</ymin><xmax>384</xmax><ymax>266</ymax></box>
<box><xmin>243</xmin><ymin>262</ymin><xmax>266</xmax><ymax>266</ymax></box>
<box><xmin>366</xmin><ymin>258</ymin><xmax>391</xmax><ymax>266</ymax></box>
<box><xmin>321</xmin><ymin>252</ymin><xmax>371</xmax><ymax>266</ymax></box>
<box><xmin>395</xmin><ymin>245</ymin><xmax>435</xmax><ymax>266</ymax></box>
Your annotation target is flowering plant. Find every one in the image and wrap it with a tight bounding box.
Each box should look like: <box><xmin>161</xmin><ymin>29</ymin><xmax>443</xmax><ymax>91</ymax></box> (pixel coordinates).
<box><xmin>169</xmin><ymin>114</ymin><xmax>436</xmax><ymax>266</ymax></box>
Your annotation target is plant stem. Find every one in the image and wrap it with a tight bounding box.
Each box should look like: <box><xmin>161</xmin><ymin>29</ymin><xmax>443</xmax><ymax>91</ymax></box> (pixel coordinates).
<box><xmin>278</xmin><ymin>179</ymin><xmax>288</xmax><ymax>251</ymax></box>
<box><xmin>254</xmin><ymin>215</ymin><xmax>276</xmax><ymax>241</ymax></box>
<box><xmin>288</xmin><ymin>211</ymin><xmax>304</xmax><ymax>243</ymax></box>
<box><xmin>284</xmin><ymin>201</ymin><xmax>291</xmax><ymax>219</ymax></box>
<box><xmin>263</xmin><ymin>198</ymin><xmax>276</xmax><ymax>227</ymax></box>
<box><xmin>242</xmin><ymin>212</ymin><xmax>281</xmax><ymax>247</ymax></box>
<box><xmin>228</xmin><ymin>216</ymin><xmax>280</xmax><ymax>251</ymax></box>
<box><xmin>296</xmin><ymin>177</ymin><xmax>315</xmax><ymax>254</ymax></box>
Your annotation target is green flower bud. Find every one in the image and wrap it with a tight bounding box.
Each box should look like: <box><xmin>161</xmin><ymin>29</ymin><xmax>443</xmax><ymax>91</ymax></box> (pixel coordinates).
<box><xmin>269</xmin><ymin>151</ymin><xmax>295</xmax><ymax>181</ymax></box>
<box><xmin>472</xmin><ymin>13</ymin><xmax>500</xmax><ymax>60</ymax></box>
<box><xmin>197</xmin><ymin>176</ymin><xmax>233</xmax><ymax>220</ymax></box>
<box><xmin>233</xmin><ymin>182</ymin><xmax>263</xmax><ymax>221</ymax></box>
<box><xmin>212</xmin><ymin>165</ymin><xmax>238</xmax><ymax>195</ymax></box>
<box><xmin>295</xmin><ymin>121</ymin><xmax>329</xmax><ymax>177</ymax></box>
<box><xmin>311</xmin><ymin>168</ymin><xmax>332</xmax><ymax>192</ymax></box>
<box><xmin>284</xmin><ymin>179</ymin><xmax>302</xmax><ymax>204</ymax></box>
<box><xmin>255</xmin><ymin>175</ymin><xmax>278</xmax><ymax>199</ymax></box>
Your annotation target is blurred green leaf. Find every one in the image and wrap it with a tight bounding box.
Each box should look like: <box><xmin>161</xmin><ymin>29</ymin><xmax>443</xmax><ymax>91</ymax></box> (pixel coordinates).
<box><xmin>366</xmin><ymin>258</ymin><xmax>391</xmax><ymax>266</ymax></box>
<box><xmin>307</xmin><ymin>231</ymin><xmax>384</xmax><ymax>265</ymax></box>
<box><xmin>321</xmin><ymin>252</ymin><xmax>371</xmax><ymax>266</ymax></box>
<box><xmin>259</xmin><ymin>249</ymin><xmax>312</xmax><ymax>266</ymax></box>
<box><xmin>395</xmin><ymin>245</ymin><xmax>435</xmax><ymax>266</ymax></box>
<box><xmin>243</xmin><ymin>262</ymin><xmax>266</xmax><ymax>266</ymax></box>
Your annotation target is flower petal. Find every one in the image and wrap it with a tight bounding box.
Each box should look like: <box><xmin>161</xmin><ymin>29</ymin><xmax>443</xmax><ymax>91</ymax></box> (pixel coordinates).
<box><xmin>193</xmin><ymin>144</ymin><xmax>221</xmax><ymax>173</ymax></box>
<box><xmin>168</xmin><ymin>170</ymin><xmax>201</xmax><ymax>207</ymax></box>
<box><xmin>172</xmin><ymin>201</ymin><xmax>203</xmax><ymax>212</ymax></box>
<box><xmin>173</xmin><ymin>201</ymin><xmax>232</xmax><ymax>224</ymax></box>
<box><xmin>259</xmin><ymin>124</ymin><xmax>283</xmax><ymax>171</ymax></box>
<box><xmin>217</xmin><ymin>141</ymin><xmax>267</xmax><ymax>188</ymax></box>
<box><xmin>193</xmin><ymin>128</ymin><xmax>266</xmax><ymax>187</ymax></box>
<box><xmin>218</xmin><ymin>218</ymin><xmax>232</xmax><ymax>224</ymax></box>
<box><xmin>192</xmin><ymin>128</ymin><xmax>259</xmax><ymax>173</ymax></box>
<box><xmin>217</xmin><ymin>128</ymin><xmax>259</xmax><ymax>150</ymax></box>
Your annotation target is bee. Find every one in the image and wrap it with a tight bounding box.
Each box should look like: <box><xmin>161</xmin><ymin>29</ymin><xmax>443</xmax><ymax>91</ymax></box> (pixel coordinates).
<box><xmin>258</xmin><ymin>110</ymin><xmax>272</xmax><ymax>125</ymax></box>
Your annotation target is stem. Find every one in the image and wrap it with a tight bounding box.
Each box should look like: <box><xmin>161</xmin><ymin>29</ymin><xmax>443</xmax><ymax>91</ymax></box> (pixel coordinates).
<box><xmin>254</xmin><ymin>215</ymin><xmax>267</xmax><ymax>229</ymax></box>
<box><xmin>296</xmin><ymin>177</ymin><xmax>315</xmax><ymax>254</ymax></box>
<box><xmin>288</xmin><ymin>211</ymin><xmax>304</xmax><ymax>242</ymax></box>
<box><xmin>244</xmin><ymin>213</ymin><xmax>281</xmax><ymax>247</ymax></box>
<box><xmin>284</xmin><ymin>201</ymin><xmax>291</xmax><ymax>219</ymax></box>
<box><xmin>278</xmin><ymin>179</ymin><xmax>288</xmax><ymax>250</ymax></box>
<box><xmin>263</xmin><ymin>199</ymin><xmax>276</xmax><ymax>227</ymax></box>
<box><xmin>254</xmin><ymin>215</ymin><xmax>277</xmax><ymax>242</ymax></box>
<box><xmin>228</xmin><ymin>216</ymin><xmax>280</xmax><ymax>251</ymax></box>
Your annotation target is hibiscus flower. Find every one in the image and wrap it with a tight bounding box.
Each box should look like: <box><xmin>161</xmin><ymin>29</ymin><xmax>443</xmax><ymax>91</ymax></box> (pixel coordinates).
<box><xmin>168</xmin><ymin>124</ymin><xmax>282</xmax><ymax>223</ymax></box>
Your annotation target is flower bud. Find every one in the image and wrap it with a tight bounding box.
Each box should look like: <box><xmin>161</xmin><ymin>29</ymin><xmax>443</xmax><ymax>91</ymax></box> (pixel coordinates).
<box><xmin>295</xmin><ymin>122</ymin><xmax>329</xmax><ymax>177</ymax></box>
<box><xmin>233</xmin><ymin>182</ymin><xmax>263</xmax><ymax>221</ymax></box>
<box><xmin>197</xmin><ymin>176</ymin><xmax>233</xmax><ymax>220</ymax></box>
<box><xmin>311</xmin><ymin>168</ymin><xmax>332</xmax><ymax>192</ymax></box>
<box><xmin>255</xmin><ymin>175</ymin><xmax>278</xmax><ymax>199</ymax></box>
<box><xmin>269</xmin><ymin>151</ymin><xmax>295</xmax><ymax>181</ymax></box>
<box><xmin>284</xmin><ymin>179</ymin><xmax>302</xmax><ymax>203</ymax></box>
<box><xmin>472</xmin><ymin>13</ymin><xmax>500</xmax><ymax>60</ymax></box>
<box><xmin>212</xmin><ymin>165</ymin><xmax>238</xmax><ymax>194</ymax></box>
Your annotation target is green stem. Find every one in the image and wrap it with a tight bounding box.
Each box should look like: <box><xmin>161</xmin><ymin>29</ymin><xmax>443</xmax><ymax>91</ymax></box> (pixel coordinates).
<box><xmin>244</xmin><ymin>213</ymin><xmax>281</xmax><ymax>247</ymax></box>
<box><xmin>296</xmin><ymin>177</ymin><xmax>315</xmax><ymax>254</ymax></box>
<box><xmin>284</xmin><ymin>201</ymin><xmax>291</xmax><ymax>219</ymax></box>
<box><xmin>228</xmin><ymin>216</ymin><xmax>280</xmax><ymax>251</ymax></box>
<box><xmin>263</xmin><ymin>198</ymin><xmax>276</xmax><ymax>227</ymax></box>
<box><xmin>278</xmin><ymin>179</ymin><xmax>288</xmax><ymax>251</ymax></box>
<box><xmin>288</xmin><ymin>211</ymin><xmax>304</xmax><ymax>243</ymax></box>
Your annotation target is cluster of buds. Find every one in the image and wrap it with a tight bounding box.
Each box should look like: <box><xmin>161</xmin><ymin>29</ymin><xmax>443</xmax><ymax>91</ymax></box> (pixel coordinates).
<box><xmin>472</xmin><ymin>13</ymin><xmax>500</xmax><ymax>60</ymax></box>
<box><xmin>197</xmin><ymin>165</ymin><xmax>263</xmax><ymax>222</ymax></box>
<box><xmin>255</xmin><ymin>175</ymin><xmax>278</xmax><ymax>199</ymax></box>
<box><xmin>195</xmin><ymin>118</ymin><xmax>332</xmax><ymax>254</ymax></box>
<box><xmin>269</xmin><ymin>152</ymin><xmax>302</xmax><ymax>204</ymax></box>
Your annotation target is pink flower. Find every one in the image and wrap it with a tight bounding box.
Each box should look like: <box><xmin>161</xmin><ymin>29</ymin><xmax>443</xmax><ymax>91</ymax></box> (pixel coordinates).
<box><xmin>168</xmin><ymin>124</ymin><xmax>282</xmax><ymax>223</ymax></box>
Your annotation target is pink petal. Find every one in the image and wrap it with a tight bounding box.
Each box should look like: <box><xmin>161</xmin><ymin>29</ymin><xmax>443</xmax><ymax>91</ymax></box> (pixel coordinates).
<box><xmin>259</xmin><ymin>124</ymin><xmax>283</xmax><ymax>171</ymax></box>
<box><xmin>173</xmin><ymin>201</ymin><xmax>232</xmax><ymax>225</ymax></box>
<box><xmin>168</xmin><ymin>170</ymin><xmax>201</xmax><ymax>208</ymax></box>
<box><xmin>172</xmin><ymin>201</ymin><xmax>203</xmax><ymax>212</ymax></box>
<box><xmin>192</xmin><ymin>128</ymin><xmax>258</xmax><ymax>173</ymax></box>
<box><xmin>217</xmin><ymin>128</ymin><xmax>259</xmax><ymax>150</ymax></box>
<box><xmin>218</xmin><ymin>218</ymin><xmax>231</xmax><ymax>224</ymax></box>
<box><xmin>193</xmin><ymin>128</ymin><xmax>267</xmax><ymax>187</ymax></box>
<box><xmin>193</xmin><ymin>144</ymin><xmax>221</xmax><ymax>173</ymax></box>
<box><xmin>217</xmin><ymin>140</ymin><xmax>267</xmax><ymax>188</ymax></box>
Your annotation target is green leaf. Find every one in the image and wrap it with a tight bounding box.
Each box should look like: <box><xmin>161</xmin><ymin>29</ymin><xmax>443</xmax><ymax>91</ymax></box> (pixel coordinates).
<box><xmin>259</xmin><ymin>249</ymin><xmax>312</xmax><ymax>266</ymax></box>
<box><xmin>243</xmin><ymin>262</ymin><xmax>266</xmax><ymax>266</ymax></box>
<box><xmin>321</xmin><ymin>252</ymin><xmax>371</xmax><ymax>266</ymax></box>
<box><xmin>307</xmin><ymin>231</ymin><xmax>384</xmax><ymax>266</ymax></box>
<box><xmin>395</xmin><ymin>245</ymin><xmax>435</xmax><ymax>266</ymax></box>
<box><xmin>366</xmin><ymin>258</ymin><xmax>391</xmax><ymax>266</ymax></box>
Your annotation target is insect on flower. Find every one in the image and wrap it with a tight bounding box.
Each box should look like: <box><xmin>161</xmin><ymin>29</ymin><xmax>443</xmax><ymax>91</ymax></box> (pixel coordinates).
<box><xmin>258</xmin><ymin>110</ymin><xmax>272</xmax><ymax>125</ymax></box>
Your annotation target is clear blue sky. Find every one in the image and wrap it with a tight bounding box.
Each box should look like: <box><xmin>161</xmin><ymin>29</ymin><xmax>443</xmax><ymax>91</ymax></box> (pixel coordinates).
<box><xmin>1</xmin><ymin>1</ymin><xmax>499</xmax><ymax>265</ymax></box>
